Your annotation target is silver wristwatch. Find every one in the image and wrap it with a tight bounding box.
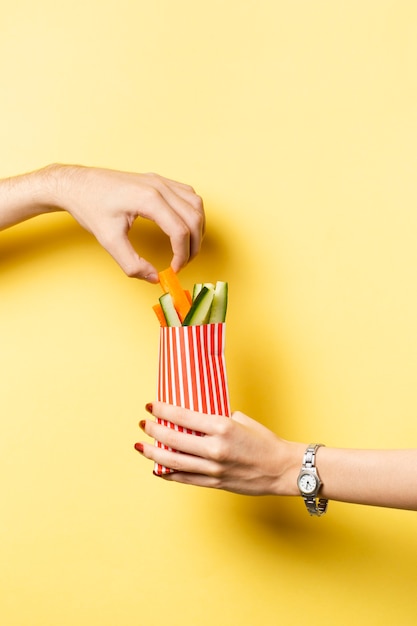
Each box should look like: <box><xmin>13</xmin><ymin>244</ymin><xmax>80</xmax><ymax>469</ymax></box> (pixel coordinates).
<box><xmin>297</xmin><ymin>444</ymin><xmax>328</xmax><ymax>517</ymax></box>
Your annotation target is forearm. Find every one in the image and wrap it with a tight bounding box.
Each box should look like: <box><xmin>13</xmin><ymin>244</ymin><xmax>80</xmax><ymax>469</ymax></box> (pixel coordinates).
<box><xmin>281</xmin><ymin>444</ymin><xmax>417</xmax><ymax>510</ymax></box>
<box><xmin>0</xmin><ymin>164</ymin><xmax>62</xmax><ymax>230</ymax></box>
<box><xmin>311</xmin><ymin>446</ymin><xmax>417</xmax><ymax>510</ymax></box>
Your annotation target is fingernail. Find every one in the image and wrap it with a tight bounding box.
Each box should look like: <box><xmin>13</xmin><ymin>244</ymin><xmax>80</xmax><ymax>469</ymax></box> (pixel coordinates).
<box><xmin>139</xmin><ymin>420</ymin><xmax>146</xmax><ymax>430</ymax></box>
<box><xmin>134</xmin><ymin>442</ymin><xmax>144</xmax><ymax>453</ymax></box>
<box><xmin>145</xmin><ymin>403</ymin><xmax>153</xmax><ymax>414</ymax></box>
<box><xmin>145</xmin><ymin>273</ymin><xmax>159</xmax><ymax>283</ymax></box>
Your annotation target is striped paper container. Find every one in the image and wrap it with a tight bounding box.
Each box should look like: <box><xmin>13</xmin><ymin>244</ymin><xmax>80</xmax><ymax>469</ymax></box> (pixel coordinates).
<box><xmin>154</xmin><ymin>322</ymin><xmax>231</xmax><ymax>475</ymax></box>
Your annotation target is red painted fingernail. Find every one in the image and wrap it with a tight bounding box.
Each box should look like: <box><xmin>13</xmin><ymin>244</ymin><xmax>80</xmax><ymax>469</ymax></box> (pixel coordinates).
<box><xmin>145</xmin><ymin>403</ymin><xmax>153</xmax><ymax>414</ymax></box>
<box><xmin>139</xmin><ymin>420</ymin><xmax>146</xmax><ymax>430</ymax></box>
<box><xmin>134</xmin><ymin>442</ymin><xmax>144</xmax><ymax>453</ymax></box>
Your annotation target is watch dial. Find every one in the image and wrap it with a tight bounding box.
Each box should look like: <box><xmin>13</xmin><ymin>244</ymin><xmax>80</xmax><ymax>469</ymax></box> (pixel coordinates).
<box><xmin>299</xmin><ymin>473</ymin><xmax>317</xmax><ymax>494</ymax></box>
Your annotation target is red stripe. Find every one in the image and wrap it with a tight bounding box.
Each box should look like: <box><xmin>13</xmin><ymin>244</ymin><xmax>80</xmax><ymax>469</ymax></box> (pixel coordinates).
<box><xmin>171</xmin><ymin>328</ymin><xmax>180</xmax><ymax>406</ymax></box>
<box><xmin>179</xmin><ymin>327</ymin><xmax>190</xmax><ymax>410</ymax></box>
<box><xmin>205</xmin><ymin>324</ymin><xmax>217</xmax><ymax>413</ymax></box>
<box><xmin>215</xmin><ymin>325</ymin><xmax>225</xmax><ymax>413</ymax></box>
<box><xmin>212</xmin><ymin>324</ymin><xmax>223</xmax><ymax>413</ymax></box>
<box><xmin>195</xmin><ymin>325</ymin><xmax>208</xmax><ymax>413</ymax></box>
<box><xmin>155</xmin><ymin>328</ymin><xmax>173</xmax><ymax>474</ymax></box>
<box><xmin>215</xmin><ymin>323</ymin><xmax>231</xmax><ymax>416</ymax></box>
<box><xmin>188</xmin><ymin>326</ymin><xmax>199</xmax><ymax>411</ymax></box>
<box><xmin>157</xmin><ymin>328</ymin><xmax>163</xmax><ymax>401</ymax></box>
<box><xmin>212</xmin><ymin>324</ymin><xmax>222</xmax><ymax>414</ymax></box>
<box><xmin>201</xmin><ymin>325</ymin><xmax>212</xmax><ymax>413</ymax></box>
<box><xmin>165</xmin><ymin>328</ymin><xmax>173</xmax><ymax>404</ymax></box>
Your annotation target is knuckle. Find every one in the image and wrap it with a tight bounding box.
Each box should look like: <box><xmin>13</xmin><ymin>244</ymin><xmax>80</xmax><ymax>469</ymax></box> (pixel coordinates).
<box><xmin>143</xmin><ymin>172</ymin><xmax>160</xmax><ymax>183</ymax></box>
<box><xmin>143</xmin><ymin>186</ymin><xmax>161</xmax><ymax>203</ymax></box>
<box><xmin>173</xmin><ymin>221</ymin><xmax>191</xmax><ymax>242</ymax></box>
<box><xmin>191</xmin><ymin>193</ymin><xmax>204</xmax><ymax>211</ymax></box>
<box><xmin>189</xmin><ymin>207</ymin><xmax>205</xmax><ymax>230</ymax></box>
<box><xmin>216</xmin><ymin>417</ymin><xmax>232</xmax><ymax>437</ymax></box>
<box><xmin>165</xmin><ymin>456</ymin><xmax>182</xmax><ymax>472</ymax></box>
<box><xmin>211</xmin><ymin>476</ymin><xmax>223</xmax><ymax>489</ymax></box>
<box><xmin>118</xmin><ymin>254</ymin><xmax>143</xmax><ymax>278</ymax></box>
<box><xmin>210</xmin><ymin>439</ymin><xmax>230</xmax><ymax>463</ymax></box>
<box><xmin>210</xmin><ymin>465</ymin><xmax>227</xmax><ymax>487</ymax></box>
<box><xmin>124</xmin><ymin>264</ymin><xmax>140</xmax><ymax>278</ymax></box>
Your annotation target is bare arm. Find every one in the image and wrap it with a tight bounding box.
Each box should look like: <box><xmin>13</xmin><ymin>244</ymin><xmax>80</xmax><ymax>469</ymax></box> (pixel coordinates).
<box><xmin>136</xmin><ymin>402</ymin><xmax>417</xmax><ymax>511</ymax></box>
<box><xmin>0</xmin><ymin>164</ymin><xmax>205</xmax><ymax>281</ymax></box>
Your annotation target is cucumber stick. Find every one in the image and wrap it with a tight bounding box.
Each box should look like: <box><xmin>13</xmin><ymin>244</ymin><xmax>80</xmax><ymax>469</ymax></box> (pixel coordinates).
<box><xmin>192</xmin><ymin>283</ymin><xmax>203</xmax><ymax>301</ymax></box>
<box><xmin>183</xmin><ymin>286</ymin><xmax>215</xmax><ymax>326</ymax></box>
<box><xmin>208</xmin><ymin>281</ymin><xmax>228</xmax><ymax>323</ymax></box>
<box><xmin>159</xmin><ymin>292</ymin><xmax>182</xmax><ymax>327</ymax></box>
<box><xmin>192</xmin><ymin>282</ymin><xmax>214</xmax><ymax>301</ymax></box>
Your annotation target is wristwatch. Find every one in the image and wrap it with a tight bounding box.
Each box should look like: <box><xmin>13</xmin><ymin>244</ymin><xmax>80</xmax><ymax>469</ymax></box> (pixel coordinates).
<box><xmin>297</xmin><ymin>444</ymin><xmax>328</xmax><ymax>517</ymax></box>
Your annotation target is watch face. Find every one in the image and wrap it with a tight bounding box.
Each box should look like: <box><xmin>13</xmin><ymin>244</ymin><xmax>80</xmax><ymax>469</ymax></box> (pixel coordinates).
<box><xmin>298</xmin><ymin>472</ymin><xmax>318</xmax><ymax>495</ymax></box>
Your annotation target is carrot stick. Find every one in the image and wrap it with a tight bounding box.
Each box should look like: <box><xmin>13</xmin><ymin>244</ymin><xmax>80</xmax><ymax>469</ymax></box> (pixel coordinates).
<box><xmin>152</xmin><ymin>303</ymin><xmax>168</xmax><ymax>327</ymax></box>
<box><xmin>158</xmin><ymin>267</ymin><xmax>191</xmax><ymax>322</ymax></box>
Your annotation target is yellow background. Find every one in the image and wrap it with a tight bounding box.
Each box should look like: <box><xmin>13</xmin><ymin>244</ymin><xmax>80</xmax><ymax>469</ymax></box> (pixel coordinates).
<box><xmin>1</xmin><ymin>1</ymin><xmax>417</xmax><ymax>624</ymax></box>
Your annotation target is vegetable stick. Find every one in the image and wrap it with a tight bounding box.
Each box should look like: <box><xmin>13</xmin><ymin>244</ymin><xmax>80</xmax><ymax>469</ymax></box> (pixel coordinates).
<box><xmin>159</xmin><ymin>293</ymin><xmax>182</xmax><ymax>327</ymax></box>
<box><xmin>208</xmin><ymin>281</ymin><xmax>228</xmax><ymax>323</ymax></box>
<box><xmin>152</xmin><ymin>303</ymin><xmax>168</xmax><ymax>327</ymax></box>
<box><xmin>182</xmin><ymin>286</ymin><xmax>215</xmax><ymax>326</ymax></box>
<box><xmin>158</xmin><ymin>267</ymin><xmax>191</xmax><ymax>322</ymax></box>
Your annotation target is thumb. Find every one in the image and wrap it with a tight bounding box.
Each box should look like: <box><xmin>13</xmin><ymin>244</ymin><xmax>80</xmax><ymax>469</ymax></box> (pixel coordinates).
<box><xmin>231</xmin><ymin>410</ymin><xmax>268</xmax><ymax>433</ymax></box>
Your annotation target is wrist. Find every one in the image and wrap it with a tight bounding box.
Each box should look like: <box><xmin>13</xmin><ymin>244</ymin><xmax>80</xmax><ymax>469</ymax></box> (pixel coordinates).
<box><xmin>44</xmin><ymin>164</ymin><xmax>94</xmax><ymax>224</ymax></box>
<box><xmin>273</xmin><ymin>440</ymin><xmax>307</xmax><ymax>497</ymax></box>
<box><xmin>0</xmin><ymin>164</ymin><xmax>65</xmax><ymax>230</ymax></box>
<box><xmin>25</xmin><ymin>163</ymin><xmax>84</xmax><ymax>216</ymax></box>
<box><xmin>35</xmin><ymin>163</ymin><xmax>74</xmax><ymax>213</ymax></box>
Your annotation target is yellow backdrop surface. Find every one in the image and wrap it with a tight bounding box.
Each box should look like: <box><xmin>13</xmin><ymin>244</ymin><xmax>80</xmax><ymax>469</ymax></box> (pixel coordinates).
<box><xmin>1</xmin><ymin>1</ymin><xmax>417</xmax><ymax>625</ymax></box>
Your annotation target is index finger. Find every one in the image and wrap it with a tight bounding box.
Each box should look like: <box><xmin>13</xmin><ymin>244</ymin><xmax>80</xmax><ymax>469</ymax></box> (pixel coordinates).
<box><xmin>144</xmin><ymin>183</ymin><xmax>205</xmax><ymax>270</ymax></box>
<box><xmin>149</xmin><ymin>401</ymin><xmax>225</xmax><ymax>436</ymax></box>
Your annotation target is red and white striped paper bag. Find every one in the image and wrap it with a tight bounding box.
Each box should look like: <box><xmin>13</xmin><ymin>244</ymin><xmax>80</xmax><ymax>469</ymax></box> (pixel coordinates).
<box><xmin>154</xmin><ymin>322</ymin><xmax>231</xmax><ymax>475</ymax></box>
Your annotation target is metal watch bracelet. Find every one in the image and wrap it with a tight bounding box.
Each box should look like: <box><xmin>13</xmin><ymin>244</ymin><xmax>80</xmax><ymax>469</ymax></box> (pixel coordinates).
<box><xmin>297</xmin><ymin>443</ymin><xmax>328</xmax><ymax>517</ymax></box>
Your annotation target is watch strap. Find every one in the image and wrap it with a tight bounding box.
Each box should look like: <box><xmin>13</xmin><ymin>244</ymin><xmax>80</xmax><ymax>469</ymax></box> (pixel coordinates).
<box><xmin>299</xmin><ymin>443</ymin><xmax>328</xmax><ymax>517</ymax></box>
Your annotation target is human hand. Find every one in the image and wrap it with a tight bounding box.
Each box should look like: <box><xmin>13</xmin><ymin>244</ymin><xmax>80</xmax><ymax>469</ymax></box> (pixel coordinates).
<box><xmin>52</xmin><ymin>164</ymin><xmax>205</xmax><ymax>282</ymax></box>
<box><xmin>136</xmin><ymin>403</ymin><xmax>417</xmax><ymax>510</ymax></box>
<box><xmin>135</xmin><ymin>401</ymin><xmax>304</xmax><ymax>496</ymax></box>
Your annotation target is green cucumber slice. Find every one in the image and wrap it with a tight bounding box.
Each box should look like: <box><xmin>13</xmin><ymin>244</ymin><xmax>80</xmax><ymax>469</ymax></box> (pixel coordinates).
<box><xmin>192</xmin><ymin>282</ymin><xmax>214</xmax><ymax>301</ymax></box>
<box><xmin>182</xmin><ymin>286</ymin><xmax>215</xmax><ymax>326</ymax></box>
<box><xmin>192</xmin><ymin>283</ymin><xmax>203</xmax><ymax>301</ymax></box>
<box><xmin>208</xmin><ymin>281</ymin><xmax>228</xmax><ymax>323</ymax></box>
<box><xmin>159</xmin><ymin>292</ymin><xmax>182</xmax><ymax>327</ymax></box>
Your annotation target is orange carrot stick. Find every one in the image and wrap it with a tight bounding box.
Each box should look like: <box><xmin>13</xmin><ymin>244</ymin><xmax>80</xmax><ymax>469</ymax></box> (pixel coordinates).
<box><xmin>152</xmin><ymin>303</ymin><xmax>168</xmax><ymax>327</ymax></box>
<box><xmin>158</xmin><ymin>267</ymin><xmax>191</xmax><ymax>322</ymax></box>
